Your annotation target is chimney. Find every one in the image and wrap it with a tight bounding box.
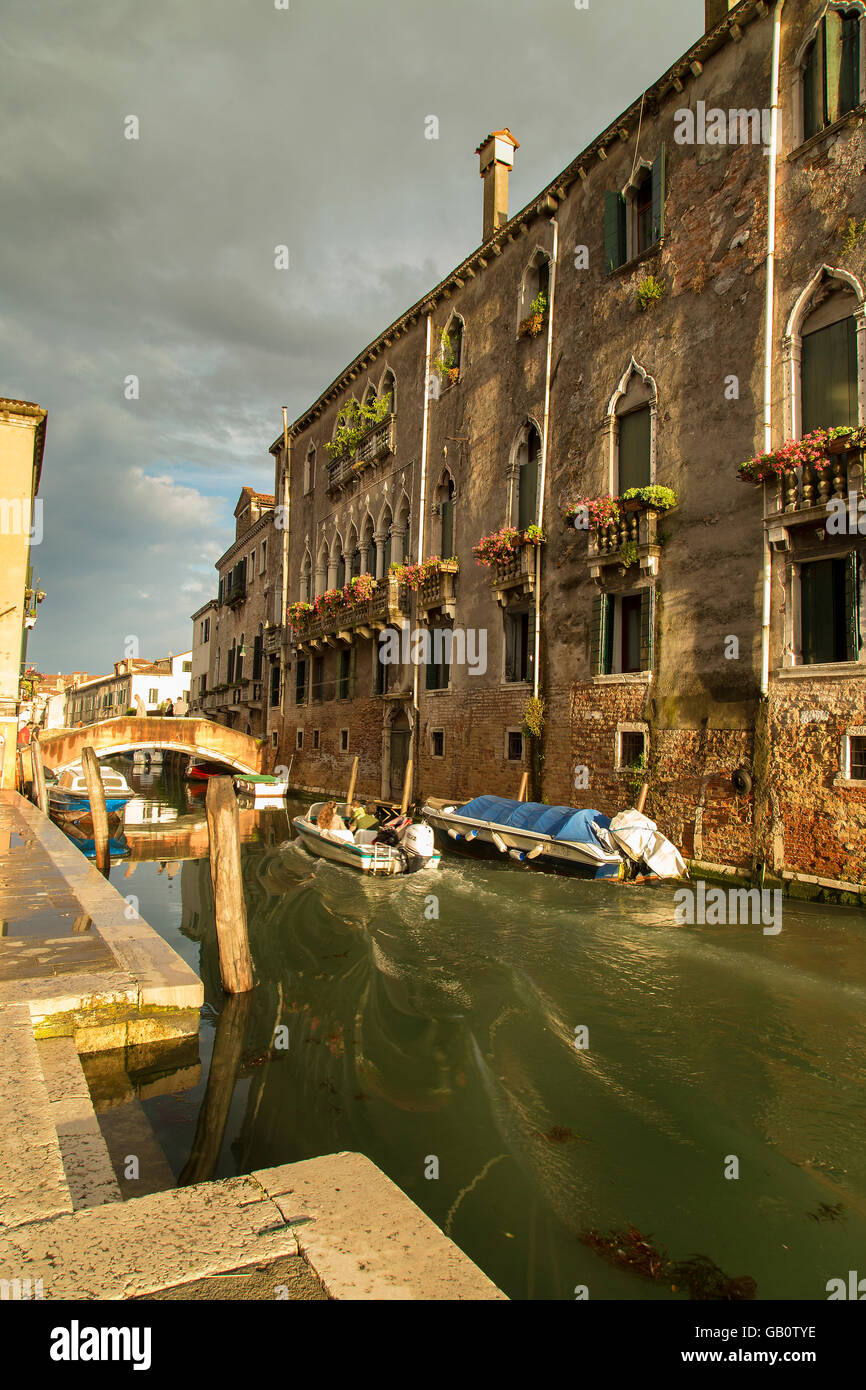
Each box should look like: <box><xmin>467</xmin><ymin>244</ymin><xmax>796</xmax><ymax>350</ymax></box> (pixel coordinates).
<box><xmin>705</xmin><ymin>0</ymin><xmax>738</xmax><ymax>28</ymax></box>
<box><xmin>476</xmin><ymin>129</ymin><xmax>519</xmax><ymax>242</ymax></box>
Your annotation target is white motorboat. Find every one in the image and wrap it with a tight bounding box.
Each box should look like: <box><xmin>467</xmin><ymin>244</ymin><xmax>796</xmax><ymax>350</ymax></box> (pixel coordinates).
<box><xmin>234</xmin><ymin>772</ymin><xmax>289</xmax><ymax>801</ymax></box>
<box><xmin>292</xmin><ymin>802</ymin><xmax>441</xmax><ymax>875</ymax></box>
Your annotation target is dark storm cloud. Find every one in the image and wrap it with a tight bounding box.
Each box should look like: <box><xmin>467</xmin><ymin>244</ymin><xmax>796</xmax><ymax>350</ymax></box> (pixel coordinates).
<box><xmin>0</xmin><ymin>0</ymin><xmax>702</xmax><ymax>672</ymax></box>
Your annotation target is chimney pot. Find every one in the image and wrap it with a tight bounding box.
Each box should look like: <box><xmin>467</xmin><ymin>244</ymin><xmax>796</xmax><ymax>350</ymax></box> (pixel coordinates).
<box><xmin>476</xmin><ymin>128</ymin><xmax>519</xmax><ymax>242</ymax></box>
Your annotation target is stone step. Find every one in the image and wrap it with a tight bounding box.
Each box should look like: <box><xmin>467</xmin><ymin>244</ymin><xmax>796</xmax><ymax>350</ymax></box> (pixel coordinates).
<box><xmin>0</xmin><ymin>1005</ymin><xmax>73</xmax><ymax>1230</ymax></box>
<box><xmin>36</xmin><ymin>1037</ymin><xmax>121</xmax><ymax>1210</ymax></box>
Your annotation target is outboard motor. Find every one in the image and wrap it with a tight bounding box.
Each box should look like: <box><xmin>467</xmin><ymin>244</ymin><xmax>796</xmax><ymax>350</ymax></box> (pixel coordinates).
<box><xmin>400</xmin><ymin>821</ymin><xmax>435</xmax><ymax>872</ymax></box>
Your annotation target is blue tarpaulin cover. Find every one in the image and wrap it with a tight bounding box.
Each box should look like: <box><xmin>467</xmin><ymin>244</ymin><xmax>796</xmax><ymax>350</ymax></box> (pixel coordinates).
<box><xmin>457</xmin><ymin>796</ymin><xmax>611</xmax><ymax>848</ymax></box>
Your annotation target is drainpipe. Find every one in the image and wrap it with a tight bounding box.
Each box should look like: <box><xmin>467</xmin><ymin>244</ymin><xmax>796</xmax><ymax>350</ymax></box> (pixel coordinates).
<box><xmin>760</xmin><ymin>0</ymin><xmax>785</xmax><ymax>696</ymax></box>
<box><xmin>533</xmin><ymin>215</ymin><xmax>558</xmax><ymax>701</ymax></box>
<box><xmin>280</xmin><ymin>407</ymin><xmax>291</xmax><ymax>735</ymax></box>
<box><xmin>411</xmin><ymin>312</ymin><xmax>434</xmax><ymax>797</ymax></box>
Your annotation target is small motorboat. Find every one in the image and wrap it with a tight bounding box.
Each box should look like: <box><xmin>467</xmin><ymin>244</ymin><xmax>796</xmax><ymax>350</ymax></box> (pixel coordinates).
<box><xmin>186</xmin><ymin>759</ymin><xmax>228</xmax><ymax>782</ymax></box>
<box><xmin>48</xmin><ymin>764</ymin><xmax>135</xmax><ymax>817</ymax></box>
<box><xmin>234</xmin><ymin>772</ymin><xmax>289</xmax><ymax>801</ymax></box>
<box><xmin>422</xmin><ymin>796</ymin><xmax>687</xmax><ymax>881</ymax></box>
<box><xmin>292</xmin><ymin>802</ymin><xmax>441</xmax><ymax>875</ymax></box>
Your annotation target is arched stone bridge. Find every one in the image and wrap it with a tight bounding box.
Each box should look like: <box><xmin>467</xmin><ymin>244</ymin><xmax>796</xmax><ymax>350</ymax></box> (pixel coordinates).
<box><xmin>36</xmin><ymin>716</ymin><xmax>268</xmax><ymax>777</ymax></box>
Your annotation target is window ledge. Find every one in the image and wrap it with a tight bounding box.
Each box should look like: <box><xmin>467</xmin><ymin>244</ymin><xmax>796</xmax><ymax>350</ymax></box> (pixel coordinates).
<box><xmin>788</xmin><ymin>104</ymin><xmax>866</xmax><ymax>161</ymax></box>
<box><xmin>606</xmin><ymin>237</ymin><xmax>667</xmax><ymax>280</ymax></box>
<box><xmin>835</xmin><ymin>775</ymin><xmax>866</xmax><ymax>788</ymax></box>
<box><xmin>592</xmin><ymin>671</ymin><xmax>653</xmax><ymax>685</ymax></box>
<box><xmin>776</xmin><ymin>661</ymin><xmax>866</xmax><ymax>678</ymax></box>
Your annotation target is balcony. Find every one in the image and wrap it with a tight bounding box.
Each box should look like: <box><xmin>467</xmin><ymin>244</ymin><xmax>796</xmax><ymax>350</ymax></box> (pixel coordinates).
<box><xmin>416</xmin><ymin>560</ymin><xmax>459</xmax><ymax>619</ymax></box>
<box><xmin>263</xmin><ymin>624</ymin><xmax>282</xmax><ymax>656</ymax></box>
<box><xmin>490</xmin><ymin>543</ymin><xmax>540</xmax><ymax>607</ymax></box>
<box><xmin>587</xmin><ymin>505</ymin><xmax>664</xmax><ymax>582</ymax></box>
<box><xmin>291</xmin><ymin>575</ymin><xmax>409</xmax><ymax>649</ymax></box>
<box><xmin>326</xmin><ymin>416</ymin><xmax>395</xmax><ymax>494</ymax></box>
<box><xmin>764</xmin><ymin>445</ymin><xmax>864</xmax><ymax>542</ymax></box>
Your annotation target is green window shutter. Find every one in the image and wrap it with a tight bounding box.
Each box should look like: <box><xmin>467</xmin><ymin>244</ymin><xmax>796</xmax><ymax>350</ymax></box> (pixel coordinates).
<box><xmin>604</xmin><ymin>190</ymin><xmax>626</xmax><ymax>273</ymax></box>
<box><xmin>840</xmin><ymin>11</ymin><xmax>860</xmax><ymax>117</ymax></box>
<box><xmin>518</xmin><ymin>459</ymin><xmax>538</xmax><ymax>531</ymax></box>
<box><xmin>504</xmin><ymin>613</ymin><xmax>517</xmax><ymax>682</ymax></box>
<box><xmin>618</xmin><ymin>406</ymin><xmax>652</xmax><ymax>490</ymax></box>
<box><xmin>802</xmin><ymin>316</ymin><xmax>858</xmax><ymax>432</ymax></box>
<box><xmin>825</xmin><ymin>10</ymin><xmax>844</xmax><ymax>125</ymax></box>
<box><xmin>440</xmin><ymin>498</ymin><xmax>454</xmax><ymax>558</ymax></box>
<box><xmin>846</xmin><ymin>551</ymin><xmax>861</xmax><ymax>662</ymax></box>
<box><xmin>651</xmin><ymin>143</ymin><xmax>666</xmax><ymax>245</ymax></box>
<box><xmin>640</xmin><ymin>586</ymin><xmax>656</xmax><ymax>671</ymax></box>
<box><xmin>590</xmin><ymin>593</ymin><xmax>613</xmax><ymax>675</ymax></box>
<box><xmin>803</xmin><ymin>35</ymin><xmax>821</xmax><ymax>138</ymax></box>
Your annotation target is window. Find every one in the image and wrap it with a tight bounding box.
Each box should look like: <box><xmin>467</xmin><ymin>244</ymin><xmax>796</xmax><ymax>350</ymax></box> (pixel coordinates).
<box><xmin>304</xmin><ymin>446</ymin><xmax>316</xmax><ymax>494</ymax></box>
<box><xmin>296</xmin><ymin>729</ymin><xmax>304</xmax><ymax>750</ymax></box>
<box><xmin>295</xmin><ymin>657</ymin><xmax>307</xmax><ymax>704</ymax></box>
<box><xmin>182</xmin><ymin>689</ymin><xmax>190</xmax><ymax>703</ymax></box>
<box><xmin>313</xmin><ymin>729</ymin><xmax>320</xmax><ymax>750</ymax></box>
<box><xmin>382</xmin><ymin>369</ymin><xmax>396</xmax><ymax>414</ymax></box>
<box><xmin>200</xmin><ymin>673</ymin><xmax>207</xmax><ymax>696</ymax></box>
<box><xmin>591</xmin><ymin>589</ymin><xmax>655</xmax><ymax>675</ymax></box>
<box><xmin>312</xmin><ymin>656</ymin><xmax>325</xmax><ymax>703</ymax></box>
<box><xmin>517</xmin><ymin>425</ymin><xmax>541</xmax><ymax>531</ymax></box>
<box><xmin>849</xmin><ymin>734</ymin><xmax>866</xmax><ymax>778</ymax></box>
<box><xmin>519</xmin><ymin>251</ymin><xmax>551</xmax><ymax>327</ymax></box>
<box><xmin>249</xmin><ymin>548</ymin><xmax>256</xmax><ymax>577</ymax></box>
<box><xmin>301</xmin><ymin>553</ymin><xmax>312</xmax><ymax>601</ymax></box>
<box><xmin>337</xmin><ymin>648</ymin><xmax>351</xmax><ymax>699</ymax></box>
<box><xmin>506</xmin><ymin>730</ymin><xmax>524</xmax><ymax>761</ymax></box>
<box><xmin>336</xmin><ymin>550</ymin><xmax>346</xmax><ymax>589</ymax></box>
<box><xmin>272</xmin><ymin>731</ymin><xmax>278</xmax><ymax>748</ymax></box>
<box><xmin>440</xmin><ymin>315</ymin><xmax>463</xmax><ymax>383</ymax></box>
<box><xmin>799</xmin><ymin>554</ymin><xmax>860</xmax><ymax>664</ymax></box>
<box><xmin>375</xmin><ymin>633</ymin><xmax>391</xmax><ymax>695</ymax></box>
<box><xmin>340</xmin><ymin>728</ymin><xmax>349</xmax><ymax>752</ymax></box>
<box><xmin>802</xmin><ymin>308</ymin><xmax>858</xmax><ymax>433</ymax></box>
<box><xmin>270</xmin><ymin>662</ymin><xmax>280</xmax><ymax>708</ymax></box>
<box><xmin>617</xmin><ymin>726</ymin><xmax>648</xmax><ymax>771</ymax></box>
<box><xmin>439</xmin><ymin>473</ymin><xmax>456</xmax><ymax>557</ymax></box>
<box><xmin>802</xmin><ymin>7</ymin><xmax>862</xmax><ymax>142</ymax></box>
<box><xmin>431</xmin><ymin>729</ymin><xmax>444</xmax><ymax>758</ymax></box>
<box><xmin>148</xmin><ymin>688</ymin><xmax>158</xmax><ymax>703</ymax></box>
<box><xmin>260</xmin><ymin>540</ymin><xmax>267</xmax><ymax>574</ymax></box>
<box><xmin>236</xmin><ymin>635</ymin><xmax>245</xmax><ymax>682</ymax></box>
<box><xmin>202</xmin><ymin>618</ymin><xmax>210</xmax><ymax>643</ymax></box>
<box><xmin>504</xmin><ymin>608</ymin><xmax>534</xmax><ymax>683</ymax></box>
<box><xmin>605</xmin><ymin>146</ymin><xmax>666</xmax><ymax>271</ymax></box>
<box><xmin>425</xmin><ymin>630</ymin><xmax>450</xmax><ymax>691</ymax></box>
<box><xmin>253</xmin><ymin>627</ymin><xmax>263</xmax><ymax>681</ymax></box>
<box><xmin>182</xmin><ymin>660</ymin><xmax>192</xmax><ymax>673</ymax></box>
<box><xmin>618</xmin><ymin>407</ymin><xmax>652</xmax><ymax>491</ymax></box>
<box><xmin>609</xmin><ymin>361</ymin><xmax>657</xmax><ymax>492</ymax></box>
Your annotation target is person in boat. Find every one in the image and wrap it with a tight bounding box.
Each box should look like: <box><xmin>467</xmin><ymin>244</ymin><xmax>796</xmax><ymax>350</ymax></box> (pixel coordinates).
<box><xmin>348</xmin><ymin>802</ymin><xmax>379</xmax><ymax>833</ymax></box>
<box><xmin>317</xmin><ymin>801</ymin><xmax>354</xmax><ymax>844</ymax></box>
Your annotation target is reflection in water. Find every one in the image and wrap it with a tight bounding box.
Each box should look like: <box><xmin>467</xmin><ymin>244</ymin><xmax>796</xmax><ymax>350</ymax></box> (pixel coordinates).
<box><xmin>104</xmin><ymin>763</ymin><xmax>866</xmax><ymax>1301</ymax></box>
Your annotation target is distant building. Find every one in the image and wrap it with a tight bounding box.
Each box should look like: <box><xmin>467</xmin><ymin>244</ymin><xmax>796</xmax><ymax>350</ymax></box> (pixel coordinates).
<box><xmin>189</xmin><ymin>600</ymin><xmax>218</xmax><ymax>715</ymax></box>
<box><xmin>0</xmin><ymin>397</ymin><xmax>46</xmax><ymax>789</ymax></box>
<box><xmin>65</xmin><ymin>652</ymin><xmax>192</xmax><ymax>726</ymax></box>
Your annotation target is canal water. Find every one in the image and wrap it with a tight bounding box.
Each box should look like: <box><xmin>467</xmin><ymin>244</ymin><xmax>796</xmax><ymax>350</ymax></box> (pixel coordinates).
<box><xmin>97</xmin><ymin>759</ymin><xmax>866</xmax><ymax>1301</ymax></box>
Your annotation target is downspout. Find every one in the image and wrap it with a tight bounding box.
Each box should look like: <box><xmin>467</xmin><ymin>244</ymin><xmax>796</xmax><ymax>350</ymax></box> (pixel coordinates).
<box><xmin>760</xmin><ymin>0</ymin><xmax>785</xmax><ymax>696</ymax></box>
<box><xmin>279</xmin><ymin>407</ymin><xmax>291</xmax><ymax>736</ymax></box>
<box><xmin>411</xmin><ymin>312</ymin><xmax>434</xmax><ymax>800</ymax></box>
<box><xmin>533</xmin><ymin>215</ymin><xmax>558</xmax><ymax>701</ymax></box>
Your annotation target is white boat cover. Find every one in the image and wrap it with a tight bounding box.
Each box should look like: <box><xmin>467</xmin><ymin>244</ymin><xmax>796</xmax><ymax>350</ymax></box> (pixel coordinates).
<box><xmin>607</xmin><ymin>810</ymin><xmax>688</xmax><ymax>879</ymax></box>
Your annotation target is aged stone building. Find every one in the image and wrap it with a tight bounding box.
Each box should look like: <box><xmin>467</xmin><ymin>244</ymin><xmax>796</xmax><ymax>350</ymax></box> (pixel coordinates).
<box><xmin>254</xmin><ymin>0</ymin><xmax>866</xmax><ymax>893</ymax></box>
<box><xmin>195</xmin><ymin>488</ymin><xmax>279</xmax><ymax>741</ymax></box>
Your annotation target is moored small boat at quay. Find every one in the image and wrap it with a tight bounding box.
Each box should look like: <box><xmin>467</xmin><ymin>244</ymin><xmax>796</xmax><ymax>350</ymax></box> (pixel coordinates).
<box><xmin>234</xmin><ymin>772</ymin><xmax>288</xmax><ymax>801</ymax></box>
<box><xmin>422</xmin><ymin>796</ymin><xmax>687</xmax><ymax>882</ymax></box>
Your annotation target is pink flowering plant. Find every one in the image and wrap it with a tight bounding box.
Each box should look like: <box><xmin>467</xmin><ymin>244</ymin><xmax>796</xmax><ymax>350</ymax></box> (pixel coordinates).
<box><xmin>287</xmin><ymin>600</ymin><xmax>314</xmax><ymax>626</ymax></box>
<box><xmin>473</xmin><ymin>526</ymin><xmax>545</xmax><ymax>567</ymax></box>
<box><xmin>389</xmin><ymin>555</ymin><xmax>458</xmax><ymax>589</ymax></box>
<box><xmin>737</xmin><ymin>427</ymin><xmax>866</xmax><ymax>484</ymax></box>
<box><xmin>564</xmin><ymin>495</ymin><xmax>622</xmax><ymax>530</ymax></box>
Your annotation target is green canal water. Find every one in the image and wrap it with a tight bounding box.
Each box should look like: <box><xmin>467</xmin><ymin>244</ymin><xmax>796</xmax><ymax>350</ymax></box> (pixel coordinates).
<box><xmin>104</xmin><ymin>762</ymin><xmax>866</xmax><ymax>1301</ymax></box>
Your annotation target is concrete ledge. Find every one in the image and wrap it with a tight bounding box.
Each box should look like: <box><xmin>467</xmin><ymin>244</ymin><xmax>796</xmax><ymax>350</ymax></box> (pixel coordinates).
<box><xmin>0</xmin><ymin>1006</ymin><xmax>73</xmax><ymax>1230</ymax></box>
<box><xmin>255</xmin><ymin>1152</ymin><xmax>506</xmax><ymax>1300</ymax></box>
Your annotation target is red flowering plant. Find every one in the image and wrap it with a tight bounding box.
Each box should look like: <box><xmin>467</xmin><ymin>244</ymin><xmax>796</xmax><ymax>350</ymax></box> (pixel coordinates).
<box><xmin>389</xmin><ymin>555</ymin><xmax>458</xmax><ymax>589</ymax></box>
<box><xmin>737</xmin><ymin>427</ymin><xmax>866</xmax><ymax>485</ymax></box>
<box><xmin>564</xmin><ymin>495</ymin><xmax>621</xmax><ymax>531</ymax></box>
<box><xmin>473</xmin><ymin>526</ymin><xmax>545</xmax><ymax>567</ymax></box>
<box><xmin>287</xmin><ymin>600</ymin><xmax>314</xmax><ymax>627</ymax></box>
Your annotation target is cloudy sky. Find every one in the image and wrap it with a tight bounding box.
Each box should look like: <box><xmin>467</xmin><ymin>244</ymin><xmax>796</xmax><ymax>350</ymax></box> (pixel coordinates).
<box><xmin>2</xmin><ymin>0</ymin><xmax>703</xmax><ymax>675</ymax></box>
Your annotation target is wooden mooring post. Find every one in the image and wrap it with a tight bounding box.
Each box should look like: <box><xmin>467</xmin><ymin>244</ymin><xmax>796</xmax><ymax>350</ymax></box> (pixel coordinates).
<box><xmin>346</xmin><ymin>754</ymin><xmax>359</xmax><ymax>807</ymax></box>
<box><xmin>205</xmin><ymin>777</ymin><xmax>254</xmax><ymax>994</ymax></box>
<box><xmin>399</xmin><ymin>757</ymin><xmax>414</xmax><ymax>817</ymax></box>
<box><xmin>517</xmin><ymin>772</ymin><xmax>529</xmax><ymax>803</ymax></box>
<box><xmin>80</xmin><ymin>746</ymin><xmax>110</xmax><ymax>877</ymax></box>
<box><xmin>30</xmin><ymin>737</ymin><xmax>49</xmax><ymax>816</ymax></box>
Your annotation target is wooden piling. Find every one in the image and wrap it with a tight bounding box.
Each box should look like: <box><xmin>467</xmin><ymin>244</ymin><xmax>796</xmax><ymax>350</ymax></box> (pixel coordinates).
<box><xmin>635</xmin><ymin>782</ymin><xmax>649</xmax><ymax>814</ymax></box>
<box><xmin>205</xmin><ymin>777</ymin><xmax>254</xmax><ymax>994</ymax></box>
<box><xmin>80</xmin><ymin>746</ymin><xmax>110</xmax><ymax>877</ymax></box>
<box><xmin>399</xmin><ymin>757</ymin><xmax>414</xmax><ymax>816</ymax></box>
<box><xmin>30</xmin><ymin>737</ymin><xmax>49</xmax><ymax>816</ymax></box>
<box><xmin>346</xmin><ymin>755</ymin><xmax>359</xmax><ymax>807</ymax></box>
<box><xmin>517</xmin><ymin>772</ymin><xmax>529</xmax><ymax>803</ymax></box>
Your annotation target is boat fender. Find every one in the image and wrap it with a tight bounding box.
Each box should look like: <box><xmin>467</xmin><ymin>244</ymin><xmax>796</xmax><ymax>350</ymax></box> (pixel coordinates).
<box><xmin>732</xmin><ymin>766</ymin><xmax>753</xmax><ymax>796</ymax></box>
<box><xmin>508</xmin><ymin>848</ymin><xmax>526</xmax><ymax>862</ymax></box>
<box><xmin>526</xmin><ymin>843</ymin><xmax>544</xmax><ymax>860</ymax></box>
<box><xmin>490</xmin><ymin>831</ymin><xmax>508</xmax><ymax>854</ymax></box>
<box><xmin>447</xmin><ymin>827</ymin><xmax>461</xmax><ymax>839</ymax></box>
<box><xmin>464</xmin><ymin>828</ymin><xmax>477</xmax><ymax>840</ymax></box>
